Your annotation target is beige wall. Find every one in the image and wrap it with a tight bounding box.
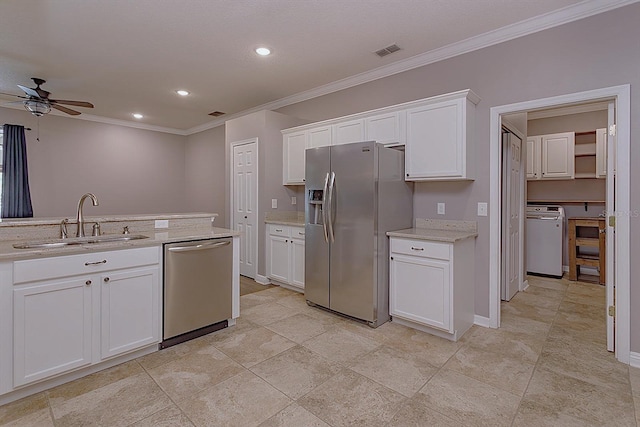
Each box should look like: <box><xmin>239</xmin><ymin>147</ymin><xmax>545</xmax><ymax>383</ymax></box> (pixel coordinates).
<box><xmin>275</xmin><ymin>4</ymin><xmax>640</xmax><ymax>348</ymax></box>
<box><xmin>185</xmin><ymin>125</ymin><xmax>226</xmax><ymax>224</ymax></box>
<box><xmin>0</xmin><ymin>108</ymin><xmax>188</xmax><ymax>218</ymax></box>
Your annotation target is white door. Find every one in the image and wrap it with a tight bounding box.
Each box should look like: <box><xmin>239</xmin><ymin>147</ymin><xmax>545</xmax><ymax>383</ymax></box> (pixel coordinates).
<box><xmin>267</xmin><ymin>234</ymin><xmax>290</xmax><ymax>283</ymax></box>
<box><xmin>334</xmin><ymin>119</ymin><xmax>365</xmax><ymax>145</ymax></box>
<box><xmin>606</xmin><ymin>101</ymin><xmax>616</xmax><ymax>352</ymax></box>
<box><xmin>541</xmin><ymin>132</ymin><xmax>575</xmax><ymax>179</ymax></box>
<box><xmin>291</xmin><ymin>235</ymin><xmax>305</xmax><ymax>289</ymax></box>
<box><xmin>308</xmin><ymin>126</ymin><xmax>332</xmax><ymax>148</ymax></box>
<box><xmin>232</xmin><ymin>141</ymin><xmax>258</xmax><ymax>278</ymax></box>
<box><xmin>501</xmin><ymin>131</ymin><xmax>522</xmax><ymax>301</ymax></box>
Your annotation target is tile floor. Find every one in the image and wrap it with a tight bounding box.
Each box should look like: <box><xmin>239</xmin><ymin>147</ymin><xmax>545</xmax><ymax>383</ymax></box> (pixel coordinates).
<box><xmin>2</xmin><ymin>275</ymin><xmax>639</xmax><ymax>426</ymax></box>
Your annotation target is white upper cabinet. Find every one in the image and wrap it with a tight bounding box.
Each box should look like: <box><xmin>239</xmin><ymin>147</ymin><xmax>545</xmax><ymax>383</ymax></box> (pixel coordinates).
<box><xmin>333</xmin><ymin>119</ymin><xmax>365</xmax><ymax>145</ymax></box>
<box><xmin>283</xmin><ymin>131</ymin><xmax>307</xmax><ymax>185</ymax></box>
<box><xmin>540</xmin><ymin>132</ymin><xmax>575</xmax><ymax>179</ymax></box>
<box><xmin>596</xmin><ymin>127</ymin><xmax>607</xmax><ymax>178</ymax></box>
<box><xmin>526</xmin><ymin>136</ymin><xmax>541</xmax><ymax>179</ymax></box>
<box><xmin>282</xmin><ymin>89</ymin><xmax>480</xmax><ymax>184</ymax></box>
<box><xmin>365</xmin><ymin>111</ymin><xmax>406</xmax><ymax>146</ymax></box>
<box><xmin>405</xmin><ymin>91</ymin><xmax>478</xmax><ymax>181</ymax></box>
<box><xmin>308</xmin><ymin>125</ymin><xmax>332</xmax><ymax>148</ymax></box>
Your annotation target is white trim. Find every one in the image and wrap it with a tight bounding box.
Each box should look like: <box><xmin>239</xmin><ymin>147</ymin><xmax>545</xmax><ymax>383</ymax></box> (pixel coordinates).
<box><xmin>254</xmin><ymin>274</ymin><xmax>271</xmax><ymax>286</ymax></box>
<box><xmin>229</xmin><ymin>138</ymin><xmax>259</xmax><ymax>280</ymax></box>
<box><xmin>489</xmin><ymin>84</ymin><xmax>631</xmax><ymax>363</ymax></box>
<box><xmin>474</xmin><ymin>315</ymin><xmax>492</xmax><ymax>328</ymax></box>
<box><xmin>3</xmin><ymin>1</ymin><xmax>633</xmax><ymax>136</ymax></box>
<box><xmin>629</xmin><ymin>352</ymin><xmax>640</xmax><ymax>369</ymax></box>
<box><xmin>183</xmin><ymin>0</ymin><xmax>638</xmax><ymax>136</ymax></box>
<box><xmin>522</xmin><ymin>279</ymin><xmax>529</xmax><ymax>292</ymax></box>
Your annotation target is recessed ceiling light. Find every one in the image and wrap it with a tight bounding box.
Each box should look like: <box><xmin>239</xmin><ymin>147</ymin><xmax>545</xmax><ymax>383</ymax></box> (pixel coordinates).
<box><xmin>176</xmin><ymin>90</ymin><xmax>190</xmax><ymax>96</ymax></box>
<box><xmin>255</xmin><ymin>47</ymin><xmax>271</xmax><ymax>56</ymax></box>
<box><xmin>132</xmin><ymin>113</ymin><xmax>143</xmax><ymax>119</ymax></box>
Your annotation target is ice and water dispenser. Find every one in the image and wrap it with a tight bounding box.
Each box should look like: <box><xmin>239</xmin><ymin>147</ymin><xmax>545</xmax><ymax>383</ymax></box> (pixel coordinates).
<box><xmin>307</xmin><ymin>188</ymin><xmax>324</xmax><ymax>226</ymax></box>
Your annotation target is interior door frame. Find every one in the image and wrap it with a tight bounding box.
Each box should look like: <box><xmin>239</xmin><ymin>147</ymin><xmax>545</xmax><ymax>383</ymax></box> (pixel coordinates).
<box><xmin>500</xmin><ymin>121</ymin><xmax>526</xmax><ymax>301</ymax></box>
<box><xmin>229</xmin><ymin>138</ymin><xmax>259</xmax><ymax>280</ymax></box>
<box><xmin>489</xmin><ymin>85</ymin><xmax>631</xmax><ymax>364</ymax></box>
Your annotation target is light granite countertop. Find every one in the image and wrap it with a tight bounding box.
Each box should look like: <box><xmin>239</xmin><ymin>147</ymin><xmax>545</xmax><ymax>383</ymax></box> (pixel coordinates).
<box><xmin>387</xmin><ymin>219</ymin><xmax>478</xmax><ymax>243</ymax></box>
<box><xmin>264</xmin><ymin>211</ymin><xmax>304</xmax><ymax>227</ymax></box>
<box><xmin>0</xmin><ymin>213</ymin><xmax>237</xmax><ymax>261</ymax></box>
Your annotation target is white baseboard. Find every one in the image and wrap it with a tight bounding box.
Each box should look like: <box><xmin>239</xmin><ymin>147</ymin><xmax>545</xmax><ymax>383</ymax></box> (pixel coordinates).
<box><xmin>522</xmin><ymin>279</ymin><xmax>529</xmax><ymax>291</ymax></box>
<box><xmin>254</xmin><ymin>275</ymin><xmax>271</xmax><ymax>285</ymax></box>
<box><xmin>474</xmin><ymin>315</ymin><xmax>493</xmax><ymax>328</ymax></box>
<box><xmin>629</xmin><ymin>352</ymin><xmax>640</xmax><ymax>368</ymax></box>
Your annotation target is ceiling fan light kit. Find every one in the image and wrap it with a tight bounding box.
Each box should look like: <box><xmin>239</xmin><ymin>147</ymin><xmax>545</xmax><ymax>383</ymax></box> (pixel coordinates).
<box><xmin>23</xmin><ymin>99</ymin><xmax>51</xmax><ymax>117</ymax></box>
<box><xmin>4</xmin><ymin>78</ymin><xmax>94</xmax><ymax>117</ymax></box>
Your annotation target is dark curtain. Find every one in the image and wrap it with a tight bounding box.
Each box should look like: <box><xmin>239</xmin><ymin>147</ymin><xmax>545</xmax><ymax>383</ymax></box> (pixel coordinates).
<box><xmin>1</xmin><ymin>124</ymin><xmax>33</xmax><ymax>218</ymax></box>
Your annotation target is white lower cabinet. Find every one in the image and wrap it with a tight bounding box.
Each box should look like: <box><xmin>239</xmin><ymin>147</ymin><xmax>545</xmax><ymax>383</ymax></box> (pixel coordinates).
<box><xmin>100</xmin><ymin>267</ymin><xmax>159</xmax><ymax>359</ymax></box>
<box><xmin>266</xmin><ymin>224</ymin><xmax>305</xmax><ymax>291</ymax></box>
<box><xmin>10</xmin><ymin>247</ymin><xmax>160</xmax><ymax>388</ymax></box>
<box><xmin>389</xmin><ymin>237</ymin><xmax>474</xmax><ymax>341</ymax></box>
<box><xmin>13</xmin><ymin>277</ymin><xmax>93</xmax><ymax>387</ymax></box>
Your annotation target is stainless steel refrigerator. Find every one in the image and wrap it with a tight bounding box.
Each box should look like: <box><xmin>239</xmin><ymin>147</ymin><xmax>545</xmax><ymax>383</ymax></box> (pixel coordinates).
<box><xmin>305</xmin><ymin>141</ymin><xmax>413</xmax><ymax>327</ymax></box>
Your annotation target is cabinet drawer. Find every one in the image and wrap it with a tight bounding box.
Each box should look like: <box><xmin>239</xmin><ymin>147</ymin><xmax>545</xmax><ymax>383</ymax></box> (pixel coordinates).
<box><xmin>390</xmin><ymin>238</ymin><xmax>450</xmax><ymax>260</ymax></box>
<box><xmin>14</xmin><ymin>246</ymin><xmax>159</xmax><ymax>284</ymax></box>
<box><xmin>290</xmin><ymin>227</ymin><xmax>305</xmax><ymax>240</ymax></box>
<box><xmin>268</xmin><ymin>225</ymin><xmax>290</xmax><ymax>237</ymax></box>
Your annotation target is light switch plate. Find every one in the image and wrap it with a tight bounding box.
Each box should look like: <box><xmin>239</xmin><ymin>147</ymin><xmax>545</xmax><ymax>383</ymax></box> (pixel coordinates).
<box><xmin>291</xmin><ymin>196</ymin><xmax>297</xmax><ymax>205</ymax></box>
<box><xmin>155</xmin><ymin>219</ymin><xmax>169</xmax><ymax>228</ymax></box>
<box><xmin>437</xmin><ymin>203</ymin><xmax>445</xmax><ymax>215</ymax></box>
<box><xmin>272</xmin><ymin>199</ymin><xmax>278</xmax><ymax>209</ymax></box>
<box><xmin>477</xmin><ymin>202</ymin><xmax>488</xmax><ymax>217</ymax></box>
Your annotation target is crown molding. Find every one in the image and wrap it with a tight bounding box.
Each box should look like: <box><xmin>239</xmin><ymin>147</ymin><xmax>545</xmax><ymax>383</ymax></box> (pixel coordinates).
<box><xmin>5</xmin><ymin>0</ymin><xmax>635</xmax><ymax>136</ymax></box>
<box><xmin>527</xmin><ymin>101</ymin><xmax>609</xmax><ymax>120</ymax></box>
<box><xmin>184</xmin><ymin>0</ymin><xmax>637</xmax><ymax>136</ymax></box>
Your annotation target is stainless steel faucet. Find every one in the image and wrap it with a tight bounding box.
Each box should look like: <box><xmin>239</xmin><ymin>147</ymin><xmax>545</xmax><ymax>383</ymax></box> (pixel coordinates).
<box><xmin>76</xmin><ymin>193</ymin><xmax>99</xmax><ymax>237</ymax></box>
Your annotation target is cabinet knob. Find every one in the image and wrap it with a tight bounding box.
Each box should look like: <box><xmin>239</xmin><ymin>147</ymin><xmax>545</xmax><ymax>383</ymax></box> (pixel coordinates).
<box><xmin>104</xmin><ymin>277</ymin><xmax>110</xmax><ymax>283</ymax></box>
<box><xmin>85</xmin><ymin>280</ymin><xmax>92</xmax><ymax>286</ymax></box>
<box><xmin>390</xmin><ymin>256</ymin><xmax>394</xmax><ymax>260</ymax></box>
<box><xmin>244</xmin><ymin>216</ymin><xmax>248</xmax><ymax>219</ymax></box>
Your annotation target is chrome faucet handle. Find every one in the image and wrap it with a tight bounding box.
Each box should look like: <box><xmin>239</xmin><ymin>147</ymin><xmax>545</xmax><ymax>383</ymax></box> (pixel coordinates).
<box><xmin>92</xmin><ymin>222</ymin><xmax>101</xmax><ymax>237</ymax></box>
<box><xmin>122</xmin><ymin>226</ymin><xmax>130</xmax><ymax>235</ymax></box>
<box><xmin>60</xmin><ymin>218</ymin><xmax>69</xmax><ymax>239</ymax></box>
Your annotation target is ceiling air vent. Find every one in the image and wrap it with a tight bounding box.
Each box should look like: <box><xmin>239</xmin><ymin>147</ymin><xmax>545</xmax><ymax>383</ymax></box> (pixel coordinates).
<box><xmin>375</xmin><ymin>44</ymin><xmax>401</xmax><ymax>58</ymax></box>
<box><xmin>208</xmin><ymin>111</ymin><xmax>225</xmax><ymax>117</ymax></box>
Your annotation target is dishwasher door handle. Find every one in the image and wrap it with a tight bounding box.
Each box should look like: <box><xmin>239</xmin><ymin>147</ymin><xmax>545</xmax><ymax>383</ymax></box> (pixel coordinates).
<box><xmin>168</xmin><ymin>240</ymin><xmax>231</xmax><ymax>252</ymax></box>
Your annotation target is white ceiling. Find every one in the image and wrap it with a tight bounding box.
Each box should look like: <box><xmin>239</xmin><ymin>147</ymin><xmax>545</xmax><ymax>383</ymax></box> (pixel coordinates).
<box><xmin>0</xmin><ymin>0</ymin><xmax>630</xmax><ymax>133</ymax></box>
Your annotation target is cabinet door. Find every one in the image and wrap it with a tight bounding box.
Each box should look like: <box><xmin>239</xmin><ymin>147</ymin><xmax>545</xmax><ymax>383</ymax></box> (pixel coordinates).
<box><xmin>333</xmin><ymin>119</ymin><xmax>365</xmax><ymax>145</ymax></box>
<box><xmin>390</xmin><ymin>254</ymin><xmax>451</xmax><ymax>332</ymax></box>
<box><xmin>308</xmin><ymin>126</ymin><xmax>332</xmax><ymax>148</ymax></box>
<box><xmin>291</xmin><ymin>235</ymin><xmax>305</xmax><ymax>289</ymax></box>
<box><xmin>283</xmin><ymin>131</ymin><xmax>307</xmax><ymax>185</ymax></box>
<box><xmin>101</xmin><ymin>266</ymin><xmax>159</xmax><ymax>359</ymax></box>
<box><xmin>13</xmin><ymin>278</ymin><xmax>93</xmax><ymax>386</ymax></box>
<box><xmin>541</xmin><ymin>132</ymin><xmax>575</xmax><ymax>179</ymax></box>
<box><xmin>365</xmin><ymin>111</ymin><xmax>405</xmax><ymax>146</ymax></box>
<box><xmin>526</xmin><ymin>137</ymin><xmax>541</xmax><ymax>180</ymax></box>
<box><xmin>405</xmin><ymin>100</ymin><xmax>463</xmax><ymax>180</ymax></box>
<box><xmin>267</xmin><ymin>234</ymin><xmax>291</xmax><ymax>283</ymax></box>
<box><xmin>595</xmin><ymin>128</ymin><xmax>607</xmax><ymax>179</ymax></box>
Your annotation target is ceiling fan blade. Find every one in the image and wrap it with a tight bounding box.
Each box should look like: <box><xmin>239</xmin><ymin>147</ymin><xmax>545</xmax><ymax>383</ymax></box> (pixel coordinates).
<box><xmin>50</xmin><ymin>99</ymin><xmax>94</xmax><ymax>108</ymax></box>
<box><xmin>0</xmin><ymin>92</ymin><xmax>27</xmax><ymax>99</ymax></box>
<box><xmin>35</xmin><ymin>88</ymin><xmax>50</xmax><ymax>99</ymax></box>
<box><xmin>51</xmin><ymin>104</ymin><xmax>81</xmax><ymax>116</ymax></box>
<box><xmin>17</xmin><ymin>84</ymin><xmax>41</xmax><ymax>98</ymax></box>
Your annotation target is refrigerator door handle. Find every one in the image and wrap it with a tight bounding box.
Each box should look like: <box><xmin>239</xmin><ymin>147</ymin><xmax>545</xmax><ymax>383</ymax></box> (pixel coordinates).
<box><xmin>321</xmin><ymin>172</ymin><xmax>330</xmax><ymax>243</ymax></box>
<box><xmin>327</xmin><ymin>171</ymin><xmax>336</xmax><ymax>242</ymax></box>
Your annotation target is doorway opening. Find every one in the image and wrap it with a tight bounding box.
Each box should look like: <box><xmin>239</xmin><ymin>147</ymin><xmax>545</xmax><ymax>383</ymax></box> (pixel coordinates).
<box><xmin>490</xmin><ymin>85</ymin><xmax>630</xmax><ymax>363</ymax></box>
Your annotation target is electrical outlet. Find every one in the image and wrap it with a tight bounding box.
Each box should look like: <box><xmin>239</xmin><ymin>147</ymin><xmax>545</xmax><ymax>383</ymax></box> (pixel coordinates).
<box><xmin>272</xmin><ymin>199</ymin><xmax>278</xmax><ymax>209</ymax></box>
<box><xmin>155</xmin><ymin>219</ymin><xmax>169</xmax><ymax>228</ymax></box>
<box><xmin>477</xmin><ymin>202</ymin><xmax>488</xmax><ymax>217</ymax></box>
<box><xmin>291</xmin><ymin>196</ymin><xmax>297</xmax><ymax>205</ymax></box>
<box><xmin>437</xmin><ymin>203</ymin><xmax>445</xmax><ymax>215</ymax></box>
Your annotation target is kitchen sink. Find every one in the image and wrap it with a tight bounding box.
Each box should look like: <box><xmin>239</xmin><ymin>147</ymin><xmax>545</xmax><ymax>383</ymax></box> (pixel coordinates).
<box><xmin>13</xmin><ymin>234</ymin><xmax>149</xmax><ymax>249</ymax></box>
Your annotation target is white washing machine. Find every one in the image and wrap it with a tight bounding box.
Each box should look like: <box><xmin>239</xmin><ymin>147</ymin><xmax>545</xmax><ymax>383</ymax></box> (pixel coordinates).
<box><xmin>526</xmin><ymin>205</ymin><xmax>564</xmax><ymax>277</ymax></box>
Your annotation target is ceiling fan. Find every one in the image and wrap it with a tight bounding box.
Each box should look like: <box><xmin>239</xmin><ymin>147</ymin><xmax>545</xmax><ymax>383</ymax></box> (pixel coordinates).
<box><xmin>0</xmin><ymin>78</ymin><xmax>94</xmax><ymax>117</ymax></box>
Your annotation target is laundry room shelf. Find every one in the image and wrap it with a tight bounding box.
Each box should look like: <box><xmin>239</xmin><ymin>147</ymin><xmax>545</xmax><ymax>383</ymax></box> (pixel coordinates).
<box><xmin>568</xmin><ymin>217</ymin><xmax>605</xmax><ymax>284</ymax></box>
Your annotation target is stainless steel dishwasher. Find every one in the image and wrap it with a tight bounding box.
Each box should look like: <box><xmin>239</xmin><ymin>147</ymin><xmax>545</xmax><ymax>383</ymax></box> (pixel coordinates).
<box><xmin>161</xmin><ymin>237</ymin><xmax>233</xmax><ymax>348</ymax></box>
